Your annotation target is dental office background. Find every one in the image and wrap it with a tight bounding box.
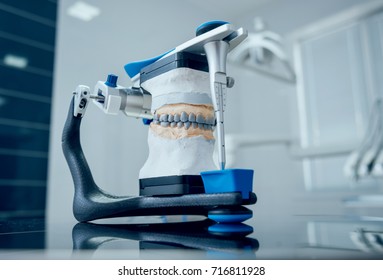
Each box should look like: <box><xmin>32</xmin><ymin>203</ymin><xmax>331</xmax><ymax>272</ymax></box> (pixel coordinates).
<box><xmin>1</xmin><ymin>0</ymin><xmax>383</xmax><ymax>242</ymax></box>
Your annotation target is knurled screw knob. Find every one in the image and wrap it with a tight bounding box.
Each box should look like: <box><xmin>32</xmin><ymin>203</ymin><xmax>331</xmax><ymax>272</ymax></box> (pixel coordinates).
<box><xmin>105</xmin><ymin>74</ymin><xmax>118</xmax><ymax>87</ymax></box>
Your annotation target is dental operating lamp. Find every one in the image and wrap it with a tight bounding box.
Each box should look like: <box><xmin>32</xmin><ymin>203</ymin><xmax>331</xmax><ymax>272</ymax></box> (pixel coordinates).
<box><xmin>62</xmin><ymin>21</ymin><xmax>256</xmax><ymax>224</ymax></box>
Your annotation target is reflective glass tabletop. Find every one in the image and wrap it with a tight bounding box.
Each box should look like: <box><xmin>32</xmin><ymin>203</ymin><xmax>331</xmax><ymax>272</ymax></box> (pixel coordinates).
<box><xmin>1</xmin><ymin>208</ymin><xmax>383</xmax><ymax>259</ymax></box>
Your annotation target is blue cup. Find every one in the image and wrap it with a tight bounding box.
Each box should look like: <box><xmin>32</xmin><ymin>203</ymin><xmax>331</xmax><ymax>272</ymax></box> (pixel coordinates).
<box><xmin>200</xmin><ymin>169</ymin><xmax>254</xmax><ymax>199</ymax></box>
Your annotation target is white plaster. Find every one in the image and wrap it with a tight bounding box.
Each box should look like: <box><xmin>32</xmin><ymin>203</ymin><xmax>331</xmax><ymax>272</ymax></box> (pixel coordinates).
<box><xmin>139</xmin><ymin>129</ymin><xmax>217</xmax><ymax>178</ymax></box>
<box><xmin>141</xmin><ymin>68</ymin><xmax>211</xmax><ymax>111</ymax></box>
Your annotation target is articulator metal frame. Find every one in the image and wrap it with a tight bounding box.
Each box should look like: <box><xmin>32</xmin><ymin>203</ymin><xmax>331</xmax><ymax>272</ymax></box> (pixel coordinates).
<box><xmin>62</xmin><ymin>21</ymin><xmax>257</xmax><ymax>223</ymax></box>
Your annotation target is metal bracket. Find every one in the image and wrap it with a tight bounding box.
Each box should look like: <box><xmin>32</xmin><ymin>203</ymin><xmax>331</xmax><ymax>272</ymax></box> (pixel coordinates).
<box><xmin>73</xmin><ymin>85</ymin><xmax>91</xmax><ymax>118</ymax></box>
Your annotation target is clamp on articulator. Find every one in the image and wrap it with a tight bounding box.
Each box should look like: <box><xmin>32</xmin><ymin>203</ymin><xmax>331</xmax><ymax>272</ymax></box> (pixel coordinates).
<box><xmin>63</xmin><ymin>21</ymin><xmax>257</xmax><ymax>224</ymax></box>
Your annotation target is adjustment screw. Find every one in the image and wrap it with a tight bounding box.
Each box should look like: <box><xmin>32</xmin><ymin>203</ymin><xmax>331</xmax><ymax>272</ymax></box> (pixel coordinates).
<box><xmin>226</xmin><ymin>76</ymin><xmax>235</xmax><ymax>88</ymax></box>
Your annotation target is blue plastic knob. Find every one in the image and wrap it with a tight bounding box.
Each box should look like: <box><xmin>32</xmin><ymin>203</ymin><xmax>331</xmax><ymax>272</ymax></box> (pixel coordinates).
<box><xmin>142</xmin><ymin>118</ymin><xmax>152</xmax><ymax>125</ymax></box>
<box><xmin>196</xmin><ymin>20</ymin><xmax>229</xmax><ymax>36</ymax></box>
<box><xmin>105</xmin><ymin>74</ymin><xmax>118</xmax><ymax>87</ymax></box>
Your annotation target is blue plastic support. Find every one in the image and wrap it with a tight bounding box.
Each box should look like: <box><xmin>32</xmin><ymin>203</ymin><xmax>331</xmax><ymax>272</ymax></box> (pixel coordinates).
<box><xmin>124</xmin><ymin>49</ymin><xmax>174</xmax><ymax>78</ymax></box>
<box><xmin>200</xmin><ymin>169</ymin><xmax>253</xmax><ymax>199</ymax></box>
<box><xmin>142</xmin><ymin>118</ymin><xmax>152</xmax><ymax>125</ymax></box>
<box><xmin>105</xmin><ymin>74</ymin><xmax>118</xmax><ymax>87</ymax></box>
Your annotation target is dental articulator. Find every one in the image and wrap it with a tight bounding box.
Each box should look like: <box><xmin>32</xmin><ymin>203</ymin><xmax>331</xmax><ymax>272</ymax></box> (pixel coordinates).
<box><xmin>62</xmin><ymin>21</ymin><xmax>256</xmax><ymax>224</ymax></box>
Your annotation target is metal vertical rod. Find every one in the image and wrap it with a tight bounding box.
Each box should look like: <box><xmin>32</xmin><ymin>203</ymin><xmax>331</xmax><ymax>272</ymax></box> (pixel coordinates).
<box><xmin>204</xmin><ymin>40</ymin><xmax>229</xmax><ymax>170</ymax></box>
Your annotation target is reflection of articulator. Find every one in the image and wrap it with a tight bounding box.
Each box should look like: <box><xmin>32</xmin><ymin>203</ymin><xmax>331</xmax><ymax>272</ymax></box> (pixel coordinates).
<box><xmin>72</xmin><ymin>220</ymin><xmax>259</xmax><ymax>258</ymax></box>
<box><xmin>62</xmin><ymin>21</ymin><xmax>257</xmax><ymax>223</ymax></box>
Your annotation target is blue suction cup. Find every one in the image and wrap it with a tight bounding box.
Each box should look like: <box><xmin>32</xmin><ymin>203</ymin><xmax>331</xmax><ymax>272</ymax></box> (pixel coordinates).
<box><xmin>208</xmin><ymin>223</ymin><xmax>253</xmax><ymax>237</ymax></box>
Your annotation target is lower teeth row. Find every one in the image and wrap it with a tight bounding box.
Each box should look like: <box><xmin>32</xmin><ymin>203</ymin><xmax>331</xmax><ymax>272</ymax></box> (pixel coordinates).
<box><xmin>152</xmin><ymin>120</ymin><xmax>214</xmax><ymax>131</ymax></box>
<box><xmin>153</xmin><ymin>112</ymin><xmax>215</xmax><ymax>125</ymax></box>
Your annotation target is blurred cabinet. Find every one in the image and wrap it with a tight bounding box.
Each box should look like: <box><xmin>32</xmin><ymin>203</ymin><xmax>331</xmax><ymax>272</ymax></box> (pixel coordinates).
<box><xmin>295</xmin><ymin>7</ymin><xmax>383</xmax><ymax>190</ymax></box>
<box><xmin>0</xmin><ymin>0</ymin><xmax>57</xmax><ymax>218</ymax></box>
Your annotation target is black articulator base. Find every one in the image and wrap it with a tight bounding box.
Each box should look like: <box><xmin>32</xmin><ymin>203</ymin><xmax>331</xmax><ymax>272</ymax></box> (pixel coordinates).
<box><xmin>139</xmin><ymin>175</ymin><xmax>205</xmax><ymax>196</ymax></box>
<box><xmin>140</xmin><ymin>52</ymin><xmax>208</xmax><ymax>84</ymax></box>
<box><xmin>62</xmin><ymin>97</ymin><xmax>256</xmax><ymax>222</ymax></box>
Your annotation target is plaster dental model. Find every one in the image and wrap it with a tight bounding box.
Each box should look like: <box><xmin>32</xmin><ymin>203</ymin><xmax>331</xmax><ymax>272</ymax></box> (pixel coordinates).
<box><xmin>62</xmin><ymin>21</ymin><xmax>257</xmax><ymax>223</ymax></box>
<box><xmin>139</xmin><ymin>67</ymin><xmax>217</xmax><ymax>179</ymax></box>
